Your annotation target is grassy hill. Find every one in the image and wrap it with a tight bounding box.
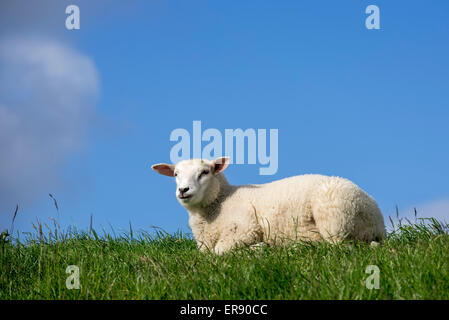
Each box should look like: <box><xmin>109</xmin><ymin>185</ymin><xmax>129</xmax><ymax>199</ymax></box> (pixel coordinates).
<box><xmin>1</xmin><ymin>217</ymin><xmax>449</xmax><ymax>299</ymax></box>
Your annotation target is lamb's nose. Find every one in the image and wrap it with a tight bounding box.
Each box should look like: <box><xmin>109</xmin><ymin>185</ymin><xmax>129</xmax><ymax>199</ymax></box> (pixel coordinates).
<box><xmin>179</xmin><ymin>187</ymin><xmax>190</xmax><ymax>194</ymax></box>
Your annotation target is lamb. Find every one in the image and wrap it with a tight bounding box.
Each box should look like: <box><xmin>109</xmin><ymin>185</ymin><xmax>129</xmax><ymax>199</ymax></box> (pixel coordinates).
<box><xmin>151</xmin><ymin>157</ymin><xmax>386</xmax><ymax>254</ymax></box>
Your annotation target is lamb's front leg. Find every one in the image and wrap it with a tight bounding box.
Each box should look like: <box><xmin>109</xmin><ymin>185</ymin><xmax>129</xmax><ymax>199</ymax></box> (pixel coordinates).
<box><xmin>213</xmin><ymin>220</ymin><xmax>264</xmax><ymax>255</ymax></box>
<box><xmin>213</xmin><ymin>239</ymin><xmax>235</xmax><ymax>255</ymax></box>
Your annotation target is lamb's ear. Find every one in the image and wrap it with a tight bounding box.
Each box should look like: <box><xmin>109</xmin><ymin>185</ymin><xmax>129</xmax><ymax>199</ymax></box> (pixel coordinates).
<box><xmin>211</xmin><ymin>157</ymin><xmax>230</xmax><ymax>174</ymax></box>
<box><xmin>151</xmin><ymin>163</ymin><xmax>175</xmax><ymax>177</ymax></box>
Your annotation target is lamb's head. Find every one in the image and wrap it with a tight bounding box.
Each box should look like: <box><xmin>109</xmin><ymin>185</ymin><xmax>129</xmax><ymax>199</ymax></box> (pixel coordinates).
<box><xmin>151</xmin><ymin>157</ymin><xmax>230</xmax><ymax>207</ymax></box>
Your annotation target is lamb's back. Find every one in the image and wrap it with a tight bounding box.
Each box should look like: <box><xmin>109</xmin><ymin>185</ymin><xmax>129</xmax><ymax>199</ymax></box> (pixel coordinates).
<box><xmin>219</xmin><ymin>174</ymin><xmax>332</xmax><ymax>242</ymax></box>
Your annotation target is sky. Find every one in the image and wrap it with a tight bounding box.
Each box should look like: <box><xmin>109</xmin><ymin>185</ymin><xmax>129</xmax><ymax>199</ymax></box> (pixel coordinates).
<box><xmin>0</xmin><ymin>0</ymin><xmax>448</xmax><ymax>237</ymax></box>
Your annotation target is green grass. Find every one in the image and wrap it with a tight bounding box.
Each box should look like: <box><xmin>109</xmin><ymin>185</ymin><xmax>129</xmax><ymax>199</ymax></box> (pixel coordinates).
<box><xmin>1</xmin><ymin>217</ymin><xmax>449</xmax><ymax>299</ymax></box>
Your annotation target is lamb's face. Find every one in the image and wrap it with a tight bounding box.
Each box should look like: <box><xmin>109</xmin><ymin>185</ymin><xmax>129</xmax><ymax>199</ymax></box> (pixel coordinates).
<box><xmin>173</xmin><ymin>159</ymin><xmax>216</xmax><ymax>206</ymax></box>
<box><xmin>151</xmin><ymin>157</ymin><xmax>229</xmax><ymax>208</ymax></box>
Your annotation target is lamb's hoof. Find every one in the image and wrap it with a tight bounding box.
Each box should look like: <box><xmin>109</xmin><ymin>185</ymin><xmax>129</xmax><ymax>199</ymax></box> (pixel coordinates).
<box><xmin>250</xmin><ymin>242</ymin><xmax>266</xmax><ymax>250</ymax></box>
<box><xmin>214</xmin><ymin>247</ymin><xmax>225</xmax><ymax>255</ymax></box>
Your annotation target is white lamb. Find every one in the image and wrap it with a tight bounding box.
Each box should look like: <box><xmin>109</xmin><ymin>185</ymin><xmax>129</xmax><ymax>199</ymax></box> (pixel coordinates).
<box><xmin>152</xmin><ymin>157</ymin><xmax>386</xmax><ymax>254</ymax></box>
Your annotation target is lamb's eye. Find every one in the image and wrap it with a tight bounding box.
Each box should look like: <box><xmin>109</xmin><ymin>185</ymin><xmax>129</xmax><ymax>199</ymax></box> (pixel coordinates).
<box><xmin>174</xmin><ymin>172</ymin><xmax>178</xmax><ymax>177</ymax></box>
<box><xmin>199</xmin><ymin>170</ymin><xmax>209</xmax><ymax>179</ymax></box>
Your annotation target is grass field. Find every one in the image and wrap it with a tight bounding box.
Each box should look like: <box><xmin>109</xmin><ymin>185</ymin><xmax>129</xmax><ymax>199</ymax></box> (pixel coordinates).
<box><xmin>1</xmin><ymin>216</ymin><xmax>449</xmax><ymax>300</ymax></box>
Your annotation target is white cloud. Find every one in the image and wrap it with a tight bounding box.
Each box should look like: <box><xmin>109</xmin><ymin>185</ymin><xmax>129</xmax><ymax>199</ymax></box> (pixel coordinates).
<box><xmin>0</xmin><ymin>37</ymin><xmax>99</xmax><ymax>214</ymax></box>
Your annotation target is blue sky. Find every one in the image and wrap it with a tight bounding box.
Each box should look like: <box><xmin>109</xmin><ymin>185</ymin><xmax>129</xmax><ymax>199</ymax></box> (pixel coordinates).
<box><xmin>1</xmin><ymin>0</ymin><xmax>448</xmax><ymax>237</ymax></box>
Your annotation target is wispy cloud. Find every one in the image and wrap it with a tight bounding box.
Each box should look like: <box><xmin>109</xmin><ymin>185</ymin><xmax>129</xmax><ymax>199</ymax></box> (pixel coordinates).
<box><xmin>411</xmin><ymin>198</ymin><xmax>449</xmax><ymax>223</ymax></box>
<box><xmin>388</xmin><ymin>198</ymin><xmax>449</xmax><ymax>227</ymax></box>
<box><xmin>0</xmin><ymin>37</ymin><xmax>99</xmax><ymax>216</ymax></box>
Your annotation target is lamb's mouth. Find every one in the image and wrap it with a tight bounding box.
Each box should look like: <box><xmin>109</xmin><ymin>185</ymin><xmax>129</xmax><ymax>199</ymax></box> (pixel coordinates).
<box><xmin>178</xmin><ymin>194</ymin><xmax>192</xmax><ymax>200</ymax></box>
